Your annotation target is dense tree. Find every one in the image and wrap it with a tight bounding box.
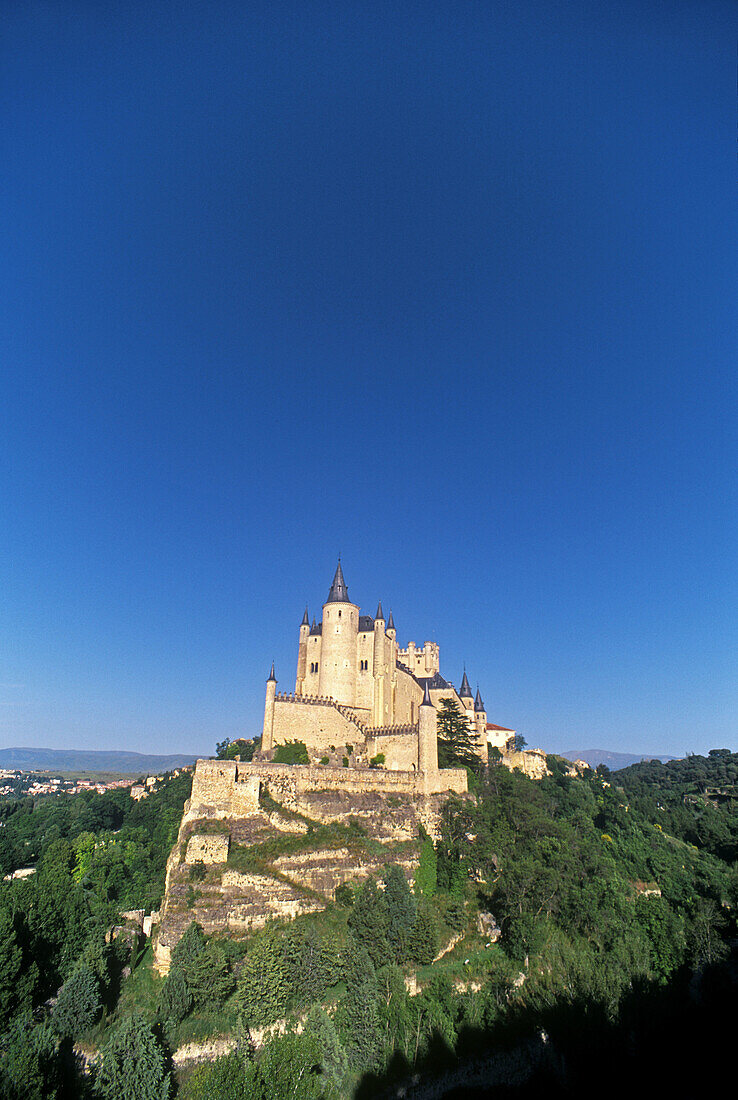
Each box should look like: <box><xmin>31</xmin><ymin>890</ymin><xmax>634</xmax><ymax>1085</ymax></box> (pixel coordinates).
<box><xmin>383</xmin><ymin>865</ymin><xmax>416</xmax><ymax>962</ymax></box>
<box><xmin>436</xmin><ymin>700</ymin><xmax>480</xmax><ymax>771</ymax></box>
<box><xmin>0</xmin><ymin>1015</ymin><xmax>62</xmax><ymax>1100</ymax></box>
<box><xmin>235</xmin><ymin>929</ymin><xmax>289</xmax><ymax>1027</ymax></box>
<box><xmin>0</xmin><ymin>908</ymin><xmax>25</xmax><ymax>1029</ymax></box>
<box><xmin>51</xmin><ymin>965</ymin><xmax>101</xmax><ymax>1039</ymax></box>
<box><xmin>348</xmin><ymin>877</ymin><xmax>390</xmax><ymax>969</ymax></box>
<box><xmin>95</xmin><ymin>1013</ymin><xmax>171</xmax><ymax>1100</ymax></box>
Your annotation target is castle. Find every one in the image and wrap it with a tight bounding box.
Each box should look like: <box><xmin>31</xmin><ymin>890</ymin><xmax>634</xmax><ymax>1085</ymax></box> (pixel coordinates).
<box><xmin>153</xmin><ymin>563</ymin><xmax>516</xmax><ymax>970</ymax></box>
<box><xmin>260</xmin><ymin>561</ymin><xmax>509</xmax><ymax>781</ymax></box>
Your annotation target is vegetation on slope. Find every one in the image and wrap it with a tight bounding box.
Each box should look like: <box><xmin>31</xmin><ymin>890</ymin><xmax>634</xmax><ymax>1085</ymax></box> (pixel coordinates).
<box><xmin>3</xmin><ymin>750</ymin><xmax>738</xmax><ymax>1096</ymax></box>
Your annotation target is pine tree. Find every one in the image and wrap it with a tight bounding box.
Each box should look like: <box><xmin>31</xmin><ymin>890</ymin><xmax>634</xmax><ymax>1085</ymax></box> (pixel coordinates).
<box><xmin>95</xmin><ymin>1013</ymin><xmax>171</xmax><ymax>1100</ymax></box>
<box><xmin>0</xmin><ymin>907</ymin><xmax>24</xmax><ymax>1028</ymax></box>
<box><xmin>51</xmin><ymin>965</ymin><xmax>101</xmax><ymax>1039</ymax></box>
<box><xmin>436</xmin><ymin>699</ymin><xmax>480</xmax><ymax>770</ymax></box>
<box><xmin>235</xmin><ymin>930</ymin><xmax>289</xmax><ymax>1027</ymax></box>
<box><xmin>383</xmin><ymin>865</ymin><xmax>416</xmax><ymax>962</ymax></box>
<box><xmin>347</xmin><ymin>877</ymin><xmax>390</xmax><ymax>969</ymax></box>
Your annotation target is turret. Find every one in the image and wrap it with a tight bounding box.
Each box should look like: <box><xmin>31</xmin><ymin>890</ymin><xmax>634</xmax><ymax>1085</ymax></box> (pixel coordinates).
<box><xmin>459</xmin><ymin>668</ymin><xmax>473</xmax><ymax>710</ymax></box>
<box><xmin>386</xmin><ymin>609</ymin><xmax>396</xmax><ymax>641</ymax></box>
<box><xmin>418</xmin><ymin>679</ymin><xmax>438</xmax><ymax>784</ymax></box>
<box><xmin>474</xmin><ymin>686</ymin><xmax>488</xmax><ymax>764</ymax></box>
<box><xmin>318</xmin><ymin>560</ymin><xmax>359</xmax><ymax>705</ymax></box>
<box><xmin>373</xmin><ymin>601</ymin><xmax>387</xmax><ymax>724</ymax></box>
<box><xmin>296</xmin><ymin>607</ymin><xmax>310</xmax><ymax>693</ymax></box>
<box><xmin>262</xmin><ymin>663</ymin><xmax>277</xmax><ymax>751</ymax></box>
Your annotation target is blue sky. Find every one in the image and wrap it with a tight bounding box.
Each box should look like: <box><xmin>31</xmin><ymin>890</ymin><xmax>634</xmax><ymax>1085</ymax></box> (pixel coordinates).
<box><xmin>1</xmin><ymin>0</ymin><xmax>735</xmax><ymax>759</ymax></box>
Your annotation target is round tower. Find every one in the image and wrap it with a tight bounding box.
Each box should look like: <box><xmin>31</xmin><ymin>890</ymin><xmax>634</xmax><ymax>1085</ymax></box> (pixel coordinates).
<box><xmin>295</xmin><ymin>607</ymin><xmax>310</xmax><ymax>694</ymax></box>
<box><xmin>373</xmin><ymin>602</ymin><xmax>386</xmax><ymax>725</ymax></box>
<box><xmin>262</xmin><ymin>663</ymin><xmax>277</xmax><ymax>752</ymax></box>
<box><xmin>474</xmin><ymin>686</ymin><xmax>488</xmax><ymax>764</ymax></box>
<box><xmin>318</xmin><ymin>561</ymin><xmax>359</xmax><ymax>706</ymax></box>
<box><xmin>418</xmin><ymin>679</ymin><xmax>439</xmax><ymax>783</ymax></box>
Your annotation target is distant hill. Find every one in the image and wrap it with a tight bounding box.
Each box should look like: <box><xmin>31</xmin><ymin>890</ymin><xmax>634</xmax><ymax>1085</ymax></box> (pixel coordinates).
<box><xmin>0</xmin><ymin>747</ymin><xmax>203</xmax><ymax>775</ymax></box>
<box><xmin>560</xmin><ymin>748</ymin><xmax>676</xmax><ymax>770</ymax></box>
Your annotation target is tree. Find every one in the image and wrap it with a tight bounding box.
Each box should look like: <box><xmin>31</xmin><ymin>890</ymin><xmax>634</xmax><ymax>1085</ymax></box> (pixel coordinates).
<box><xmin>436</xmin><ymin>700</ymin><xmax>480</xmax><ymax>770</ymax></box>
<box><xmin>383</xmin><ymin>865</ymin><xmax>416</xmax><ymax>962</ymax></box>
<box><xmin>236</xmin><ymin>930</ymin><xmax>289</xmax><ymax>1026</ymax></box>
<box><xmin>0</xmin><ymin>908</ymin><xmax>24</xmax><ymax>1029</ymax></box>
<box><xmin>158</xmin><ymin>967</ymin><xmax>192</xmax><ymax>1034</ymax></box>
<box><xmin>170</xmin><ymin>922</ymin><xmax>206</xmax><ymax>971</ymax></box>
<box><xmin>187</xmin><ymin>942</ymin><xmax>235</xmax><ymax>1010</ymax></box>
<box><xmin>51</xmin><ymin>965</ymin><xmax>101</xmax><ymax>1039</ymax></box>
<box><xmin>348</xmin><ymin>878</ymin><xmax>390</xmax><ymax>969</ymax></box>
<box><xmin>414</xmin><ymin>836</ymin><xmax>437</xmax><ymax>899</ymax></box>
<box><xmin>408</xmin><ymin>901</ymin><xmax>438</xmax><ymax>965</ymax></box>
<box><xmin>95</xmin><ymin>1013</ymin><xmax>171</xmax><ymax>1100</ymax></box>
<box><xmin>0</xmin><ymin>1015</ymin><xmax>62</xmax><ymax>1100</ymax></box>
<box><xmin>511</xmin><ymin>733</ymin><xmax>527</xmax><ymax>753</ymax></box>
<box><xmin>335</xmin><ymin>944</ymin><xmax>381</xmax><ymax>1071</ymax></box>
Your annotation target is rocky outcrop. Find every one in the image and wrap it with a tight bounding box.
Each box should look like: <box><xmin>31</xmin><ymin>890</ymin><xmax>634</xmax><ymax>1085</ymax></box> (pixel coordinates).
<box><xmin>154</xmin><ymin>781</ymin><xmax>451</xmax><ymax>973</ymax></box>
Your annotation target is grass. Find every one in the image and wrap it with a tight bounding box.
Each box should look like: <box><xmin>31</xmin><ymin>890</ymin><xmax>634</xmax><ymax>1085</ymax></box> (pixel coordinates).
<box><xmin>112</xmin><ymin>943</ymin><xmax>163</xmax><ymax>1021</ymax></box>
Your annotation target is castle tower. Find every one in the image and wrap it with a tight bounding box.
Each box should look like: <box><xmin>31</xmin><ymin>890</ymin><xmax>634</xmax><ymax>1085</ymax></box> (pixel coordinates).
<box><xmin>262</xmin><ymin>663</ymin><xmax>277</xmax><ymax>751</ymax></box>
<box><xmin>373</xmin><ymin>601</ymin><xmax>386</xmax><ymax>724</ymax></box>
<box><xmin>295</xmin><ymin>607</ymin><xmax>310</xmax><ymax>693</ymax></box>
<box><xmin>474</xmin><ymin>686</ymin><xmax>489</xmax><ymax>764</ymax></box>
<box><xmin>418</xmin><ymin>679</ymin><xmax>438</xmax><ymax>783</ymax></box>
<box><xmin>386</xmin><ymin>609</ymin><xmax>396</xmax><ymax>641</ymax></box>
<box><xmin>459</xmin><ymin>668</ymin><xmax>474</xmax><ymax>711</ymax></box>
<box><xmin>318</xmin><ymin>560</ymin><xmax>359</xmax><ymax>706</ymax></box>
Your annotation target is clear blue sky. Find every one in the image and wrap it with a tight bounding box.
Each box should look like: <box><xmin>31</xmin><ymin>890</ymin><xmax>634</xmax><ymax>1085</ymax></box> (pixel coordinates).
<box><xmin>1</xmin><ymin>1</ymin><xmax>735</xmax><ymax>759</ymax></box>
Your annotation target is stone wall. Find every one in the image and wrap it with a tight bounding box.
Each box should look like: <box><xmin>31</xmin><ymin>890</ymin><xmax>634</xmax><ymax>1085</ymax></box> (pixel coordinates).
<box><xmin>272</xmin><ymin>696</ymin><xmax>365</xmax><ymax>752</ymax></box>
<box><xmin>188</xmin><ymin>758</ymin><xmax>467</xmax><ymax>818</ymax></box>
<box><xmin>185</xmin><ymin>833</ymin><xmax>230</xmax><ymax>864</ymax></box>
<box><xmin>366</xmin><ymin>729</ymin><xmax>419</xmax><ymax>771</ymax></box>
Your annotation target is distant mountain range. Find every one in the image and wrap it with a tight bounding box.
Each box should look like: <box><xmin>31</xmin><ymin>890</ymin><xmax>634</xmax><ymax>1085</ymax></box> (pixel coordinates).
<box><xmin>0</xmin><ymin>747</ymin><xmax>203</xmax><ymax>775</ymax></box>
<box><xmin>560</xmin><ymin>749</ymin><xmax>676</xmax><ymax>770</ymax></box>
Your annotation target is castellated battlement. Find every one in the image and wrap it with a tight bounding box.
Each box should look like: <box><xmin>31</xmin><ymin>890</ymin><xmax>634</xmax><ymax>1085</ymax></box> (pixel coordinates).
<box><xmin>189</xmin><ymin>756</ymin><xmax>467</xmax><ymax>815</ymax></box>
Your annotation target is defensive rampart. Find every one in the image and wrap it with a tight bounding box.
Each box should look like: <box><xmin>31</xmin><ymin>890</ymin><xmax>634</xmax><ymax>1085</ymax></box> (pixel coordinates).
<box><xmin>189</xmin><ymin>757</ymin><xmax>467</xmax><ymax>815</ymax></box>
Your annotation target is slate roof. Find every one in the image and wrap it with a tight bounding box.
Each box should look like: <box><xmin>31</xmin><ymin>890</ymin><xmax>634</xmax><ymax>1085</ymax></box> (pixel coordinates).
<box><xmin>358</xmin><ymin>615</ymin><xmax>375</xmax><ymax>632</ymax></box>
<box><xmin>326</xmin><ymin>560</ymin><xmax>350</xmax><ymax>603</ymax></box>
<box><xmin>459</xmin><ymin>670</ymin><xmax>473</xmax><ymax>697</ymax></box>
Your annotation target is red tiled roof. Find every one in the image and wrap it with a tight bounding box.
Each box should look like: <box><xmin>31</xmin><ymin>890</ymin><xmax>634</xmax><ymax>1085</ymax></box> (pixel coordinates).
<box><xmin>487</xmin><ymin>723</ymin><xmax>514</xmax><ymax>732</ymax></box>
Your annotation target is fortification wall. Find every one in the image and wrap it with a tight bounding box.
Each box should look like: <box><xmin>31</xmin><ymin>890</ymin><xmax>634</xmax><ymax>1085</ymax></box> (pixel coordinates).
<box><xmin>366</xmin><ymin>729</ymin><xmax>418</xmax><ymax>771</ymax></box>
<box><xmin>272</xmin><ymin>697</ymin><xmax>365</xmax><ymax>752</ymax></box>
<box><xmin>188</xmin><ymin>758</ymin><xmax>467</xmax><ymax>815</ymax></box>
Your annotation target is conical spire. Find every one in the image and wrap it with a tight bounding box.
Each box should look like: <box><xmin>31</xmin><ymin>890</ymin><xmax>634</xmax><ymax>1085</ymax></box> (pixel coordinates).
<box><xmin>387</xmin><ymin>609</ymin><xmax>395</xmax><ymax>630</ymax></box>
<box><xmin>375</xmin><ymin>601</ymin><xmax>384</xmax><ymax>621</ymax></box>
<box><xmin>459</xmin><ymin>668</ymin><xmax>472</xmax><ymax>698</ymax></box>
<box><xmin>474</xmin><ymin>686</ymin><xmax>485</xmax><ymax>713</ymax></box>
<box><xmin>267</xmin><ymin>662</ymin><xmax>276</xmax><ymax>682</ymax></box>
<box><xmin>326</xmin><ymin>559</ymin><xmax>350</xmax><ymax>603</ymax></box>
<box><xmin>301</xmin><ymin>606</ymin><xmax>309</xmax><ymax>626</ymax></box>
<box><xmin>421</xmin><ymin>679</ymin><xmax>433</xmax><ymax>707</ymax></box>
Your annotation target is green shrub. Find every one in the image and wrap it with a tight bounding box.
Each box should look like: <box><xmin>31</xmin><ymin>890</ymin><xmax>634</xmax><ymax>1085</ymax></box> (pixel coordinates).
<box><xmin>320</xmin><ymin>756</ymin><xmax>330</xmax><ymax>765</ymax></box>
<box><xmin>342</xmin><ymin>757</ymin><xmax>349</xmax><ymax>768</ymax></box>
<box><xmin>273</xmin><ymin>741</ymin><xmax>309</xmax><ymax>765</ymax></box>
<box><xmin>369</xmin><ymin>753</ymin><xmax>385</xmax><ymax>768</ymax></box>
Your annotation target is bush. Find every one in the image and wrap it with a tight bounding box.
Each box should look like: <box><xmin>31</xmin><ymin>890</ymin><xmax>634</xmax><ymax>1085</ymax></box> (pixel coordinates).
<box><xmin>342</xmin><ymin>757</ymin><xmax>349</xmax><ymax>768</ymax></box>
<box><xmin>273</xmin><ymin>741</ymin><xmax>309</xmax><ymax>765</ymax></box>
<box><xmin>319</xmin><ymin>756</ymin><xmax>330</xmax><ymax>765</ymax></box>
<box><xmin>369</xmin><ymin>754</ymin><xmax>385</xmax><ymax>768</ymax></box>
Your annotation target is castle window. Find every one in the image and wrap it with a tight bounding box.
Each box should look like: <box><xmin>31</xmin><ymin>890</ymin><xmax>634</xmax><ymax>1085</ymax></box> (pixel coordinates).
<box><xmin>338</xmin><ymin>610</ymin><xmax>341</xmax><ymax>618</ymax></box>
